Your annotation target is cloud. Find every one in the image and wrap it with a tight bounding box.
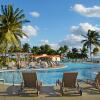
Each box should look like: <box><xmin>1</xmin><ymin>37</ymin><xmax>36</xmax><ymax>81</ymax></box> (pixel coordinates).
<box><xmin>30</xmin><ymin>11</ymin><xmax>40</xmax><ymax>17</ymax></box>
<box><xmin>40</xmin><ymin>39</ymin><xmax>49</xmax><ymax>44</ymax></box>
<box><xmin>50</xmin><ymin>44</ymin><xmax>59</xmax><ymax>50</ymax></box>
<box><xmin>39</xmin><ymin>36</ymin><xmax>83</xmax><ymax>49</ymax></box>
<box><xmin>71</xmin><ymin>23</ymin><xmax>100</xmax><ymax>35</ymax></box>
<box><xmin>59</xmin><ymin>23</ymin><xmax>100</xmax><ymax>49</ymax></box>
<box><xmin>72</xmin><ymin>4</ymin><xmax>100</xmax><ymax>18</ymax></box>
<box><xmin>58</xmin><ymin>34</ymin><xmax>83</xmax><ymax>49</ymax></box>
<box><xmin>40</xmin><ymin>36</ymin><xmax>83</xmax><ymax>50</ymax></box>
<box><xmin>22</xmin><ymin>25</ymin><xmax>39</xmax><ymax>41</ymax></box>
<box><xmin>40</xmin><ymin>40</ymin><xmax>59</xmax><ymax>50</ymax></box>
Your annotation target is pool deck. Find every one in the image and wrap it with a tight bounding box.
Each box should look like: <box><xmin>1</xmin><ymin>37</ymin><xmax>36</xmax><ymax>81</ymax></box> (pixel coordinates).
<box><xmin>0</xmin><ymin>82</ymin><xmax>100</xmax><ymax>100</ymax></box>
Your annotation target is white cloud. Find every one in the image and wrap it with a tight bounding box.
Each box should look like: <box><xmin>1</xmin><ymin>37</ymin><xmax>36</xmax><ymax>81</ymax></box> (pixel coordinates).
<box><xmin>71</xmin><ymin>23</ymin><xmax>100</xmax><ymax>35</ymax></box>
<box><xmin>72</xmin><ymin>4</ymin><xmax>100</xmax><ymax>18</ymax></box>
<box><xmin>22</xmin><ymin>25</ymin><xmax>38</xmax><ymax>37</ymax></box>
<box><xmin>66</xmin><ymin>34</ymin><xmax>83</xmax><ymax>42</ymax></box>
<box><xmin>21</xmin><ymin>25</ymin><xmax>39</xmax><ymax>41</ymax></box>
<box><xmin>39</xmin><ymin>35</ymin><xmax>84</xmax><ymax>50</ymax></box>
<box><xmin>50</xmin><ymin>44</ymin><xmax>59</xmax><ymax>50</ymax></box>
<box><xmin>40</xmin><ymin>40</ymin><xmax>59</xmax><ymax>50</ymax></box>
<box><xmin>30</xmin><ymin>11</ymin><xmax>40</xmax><ymax>17</ymax></box>
<box><xmin>39</xmin><ymin>30</ymin><xmax>100</xmax><ymax>51</ymax></box>
<box><xmin>58</xmin><ymin>34</ymin><xmax>83</xmax><ymax>49</ymax></box>
<box><xmin>40</xmin><ymin>40</ymin><xmax>49</xmax><ymax>44</ymax></box>
<box><xmin>59</xmin><ymin>23</ymin><xmax>100</xmax><ymax>49</ymax></box>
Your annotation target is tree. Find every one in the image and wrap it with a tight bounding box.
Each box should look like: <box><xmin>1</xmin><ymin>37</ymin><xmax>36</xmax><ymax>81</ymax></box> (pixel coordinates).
<box><xmin>80</xmin><ymin>47</ymin><xmax>88</xmax><ymax>60</ymax></box>
<box><xmin>67</xmin><ymin>48</ymin><xmax>78</xmax><ymax>60</ymax></box>
<box><xmin>39</xmin><ymin>44</ymin><xmax>51</xmax><ymax>54</ymax></box>
<box><xmin>48</xmin><ymin>49</ymin><xmax>57</xmax><ymax>55</ymax></box>
<box><xmin>72</xmin><ymin>48</ymin><xmax>78</xmax><ymax>60</ymax></box>
<box><xmin>92</xmin><ymin>47</ymin><xmax>99</xmax><ymax>56</ymax></box>
<box><xmin>22</xmin><ymin>43</ymin><xmax>30</xmax><ymax>53</ymax></box>
<box><xmin>0</xmin><ymin>4</ymin><xmax>29</xmax><ymax>46</ymax></box>
<box><xmin>58</xmin><ymin>45</ymin><xmax>68</xmax><ymax>55</ymax></box>
<box><xmin>81</xmin><ymin>30</ymin><xmax>100</xmax><ymax>60</ymax></box>
<box><xmin>8</xmin><ymin>45</ymin><xmax>22</xmax><ymax>53</ymax></box>
<box><xmin>67</xmin><ymin>48</ymin><xmax>88</xmax><ymax>61</ymax></box>
<box><xmin>31</xmin><ymin>46</ymin><xmax>40</xmax><ymax>54</ymax></box>
<box><xmin>67</xmin><ymin>51</ymin><xmax>72</xmax><ymax>59</ymax></box>
<box><xmin>0</xmin><ymin>4</ymin><xmax>29</xmax><ymax>64</ymax></box>
<box><xmin>72</xmin><ymin>48</ymin><xmax>78</xmax><ymax>53</ymax></box>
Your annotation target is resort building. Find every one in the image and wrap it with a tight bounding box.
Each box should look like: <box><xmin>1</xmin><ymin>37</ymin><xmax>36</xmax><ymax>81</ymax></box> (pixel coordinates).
<box><xmin>31</xmin><ymin>54</ymin><xmax>61</xmax><ymax>61</ymax></box>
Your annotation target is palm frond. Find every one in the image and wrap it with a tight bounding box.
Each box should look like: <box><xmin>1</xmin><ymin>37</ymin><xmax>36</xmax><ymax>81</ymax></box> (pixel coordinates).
<box><xmin>14</xmin><ymin>9</ymin><xmax>23</xmax><ymax>19</ymax></box>
<box><xmin>81</xmin><ymin>39</ymin><xmax>87</xmax><ymax>43</ymax></box>
<box><xmin>0</xmin><ymin>4</ymin><xmax>29</xmax><ymax>48</ymax></box>
<box><xmin>81</xmin><ymin>34</ymin><xmax>87</xmax><ymax>38</ymax></box>
<box><xmin>1</xmin><ymin>5</ymin><xmax>6</xmax><ymax>15</ymax></box>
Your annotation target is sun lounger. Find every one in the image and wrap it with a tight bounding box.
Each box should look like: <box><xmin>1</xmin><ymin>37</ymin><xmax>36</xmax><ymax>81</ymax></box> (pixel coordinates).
<box><xmin>89</xmin><ymin>72</ymin><xmax>100</xmax><ymax>90</ymax></box>
<box><xmin>20</xmin><ymin>71</ymin><xmax>42</xmax><ymax>96</ymax></box>
<box><xmin>58</xmin><ymin>72</ymin><xmax>82</xmax><ymax>96</ymax></box>
<box><xmin>95</xmin><ymin>72</ymin><xmax>100</xmax><ymax>89</ymax></box>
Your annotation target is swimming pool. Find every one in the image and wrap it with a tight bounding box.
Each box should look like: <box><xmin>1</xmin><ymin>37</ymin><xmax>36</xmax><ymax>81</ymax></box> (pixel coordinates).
<box><xmin>0</xmin><ymin>62</ymin><xmax>100</xmax><ymax>85</ymax></box>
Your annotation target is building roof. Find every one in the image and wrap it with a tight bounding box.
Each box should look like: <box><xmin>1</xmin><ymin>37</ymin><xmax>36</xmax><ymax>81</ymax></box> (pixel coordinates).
<box><xmin>31</xmin><ymin>54</ymin><xmax>60</xmax><ymax>58</ymax></box>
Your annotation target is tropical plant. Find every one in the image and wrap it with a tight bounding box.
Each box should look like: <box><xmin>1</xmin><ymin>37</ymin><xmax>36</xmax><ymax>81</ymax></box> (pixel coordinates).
<box><xmin>39</xmin><ymin>44</ymin><xmax>51</xmax><ymax>54</ymax></box>
<box><xmin>80</xmin><ymin>47</ymin><xmax>88</xmax><ymax>60</ymax></box>
<box><xmin>8</xmin><ymin>45</ymin><xmax>22</xmax><ymax>53</ymax></box>
<box><xmin>92</xmin><ymin>47</ymin><xmax>99</xmax><ymax>56</ymax></box>
<box><xmin>58</xmin><ymin>45</ymin><xmax>68</xmax><ymax>55</ymax></box>
<box><xmin>0</xmin><ymin>4</ymin><xmax>29</xmax><ymax>64</ymax></box>
<box><xmin>22</xmin><ymin>43</ymin><xmax>30</xmax><ymax>53</ymax></box>
<box><xmin>81</xmin><ymin>29</ymin><xmax>100</xmax><ymax>60</ymax></box>
<box><xmin>72</xmin><ymin>48</ymin><xmax>78</xmax><ymax>60</ymax></box>
<box><xmin>0</xmin><ymin>4</ymin><xmax>29</xmax><ymax>46</ymax></box>
<box><xmin>72</xmin><ymin>48</ymin><xmax>78</xmax><ymax>53</ymax></box>
<box><xmin>67</xmin><ymin>47</ymin><xmax>88</xmax><ymax>61</ymax></box>
<box><xmin>67</xmin><ymin>51</ymin><xmax>72</xmax><ymax>59</ymax></box>
<box><xmin>31</xmin><ymin>46</ymin><xmax>40</xmax><ymax>54</ymax></box>
<box><xmin>47</xmin><ymin>49</ymin><xmax>57</xmax><ymax>55</ymax></box>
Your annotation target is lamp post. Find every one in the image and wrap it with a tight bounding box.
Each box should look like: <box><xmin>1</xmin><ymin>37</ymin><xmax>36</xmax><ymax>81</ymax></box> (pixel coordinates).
<box><xmin>13</xmin><ymin>71</ymin><xmax>14</xmax><ymax>86</ymax></box>
<box><xmin>12</xmin><ymin>71</ymin><xmax>16</xmax><ymax>95</ymax></box>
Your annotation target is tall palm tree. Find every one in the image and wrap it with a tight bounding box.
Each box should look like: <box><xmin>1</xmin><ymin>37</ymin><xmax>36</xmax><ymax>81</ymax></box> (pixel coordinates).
<box><xmin>0</xmin><ymin>4</ymin><xmax>29</xmax><ymax>64</ymax></box>
<box><xmin>81</xmin><ymin>30</ymin><xmax>100</xmax><ymax>60</ymax></box>
<box><xmin>0</xmin><ymin>4</ymin><xmax>29</xmax><ymax>46</ymax></box>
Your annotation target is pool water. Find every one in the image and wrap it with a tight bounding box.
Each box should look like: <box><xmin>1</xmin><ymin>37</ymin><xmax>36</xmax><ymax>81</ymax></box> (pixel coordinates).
<box><xmin>0</xmin><ymin>63</ymin><xmax>100</xmax><ymax>85</ymax></box>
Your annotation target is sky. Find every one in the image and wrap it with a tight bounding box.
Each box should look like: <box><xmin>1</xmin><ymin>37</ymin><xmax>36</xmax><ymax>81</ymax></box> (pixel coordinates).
<box><xmin>0</xmin><ymin>0</ymin><xmax>100</xmax><ymax>50</ymax></box>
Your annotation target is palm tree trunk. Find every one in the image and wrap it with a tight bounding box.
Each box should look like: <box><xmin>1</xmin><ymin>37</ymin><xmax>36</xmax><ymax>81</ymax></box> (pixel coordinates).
<box><xmin>4</xmin><ymin>41</ymin><xmax>7</xmax><ymax>66</ymax></box>
<box><xmin>90</xmin><ymin>44</ymin><xmax>92</xmax><ymax>61</ymax></box>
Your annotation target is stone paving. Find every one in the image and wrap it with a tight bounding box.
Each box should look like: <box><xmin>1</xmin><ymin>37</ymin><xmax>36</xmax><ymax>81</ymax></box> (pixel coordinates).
<box><xmin>0</xmin><ymin>82</ymin><xmax>100</xmax><ymax>100</ymax></box>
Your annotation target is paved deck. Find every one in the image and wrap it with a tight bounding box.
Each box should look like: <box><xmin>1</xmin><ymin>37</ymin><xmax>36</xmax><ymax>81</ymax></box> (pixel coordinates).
<box><xmin>0</xmin><ymin>82</ymin><xmax>100</xmax><ymax>100</ymax></box>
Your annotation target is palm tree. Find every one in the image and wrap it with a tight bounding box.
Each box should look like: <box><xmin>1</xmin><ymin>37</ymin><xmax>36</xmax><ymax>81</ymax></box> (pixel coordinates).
<box><xmin>92</xmin><ymin>47</ymin><xmax>99</xmax><ymax>56</ymax></box>
<box><xmin>31</xmin><ymin>46</ymin><xmax>40</xmax><ymax>54</ymax></box>
<box><xmin>81</xmin><ymin>30</ymin><xmax>100</xmax><ymax>60</ymax></box>
<box><xmin>0</xmin><ymin>4</ymin><xmax>29</xmax><ymax>65</ymax></box>
<box><xmin>22</xmin><ymin>43</ymin><xmax>30</xmax><ymax>53</ymax></box>
<box><xmin>8</xmin><ymin>45</ymin><xmax>22</xmax><ymax>53</ymax></box>
<box><xmin>58</xmin><ymin>45</ymin><xmax>68</xmax><ymax>55</ymax></box>
<box><xmin>72</xmin><ymin>48</ymin><xmax>78</xmax><ymax>61</ymax></box>
<box><xmin>0</xmin><ymin>4</ymin><xmax>29</xmax><ymax>46</ymax></box>
<box><xmin>80</xmin><ymin>47</ymin><xmax>88</xmax><ymax>60</ymax></box>
<box><xmin>39</xmin><ymin>44</ymin><xmax>51</xmax><ymax>54</ymax></box>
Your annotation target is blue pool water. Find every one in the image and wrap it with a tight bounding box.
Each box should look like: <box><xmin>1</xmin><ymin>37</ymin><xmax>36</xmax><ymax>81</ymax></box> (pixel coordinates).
<box><xmin>0</xmin><ymin>62</ymin><xmax>100</xmax><ymax>85</ymax></box>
